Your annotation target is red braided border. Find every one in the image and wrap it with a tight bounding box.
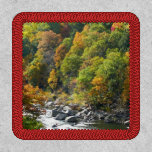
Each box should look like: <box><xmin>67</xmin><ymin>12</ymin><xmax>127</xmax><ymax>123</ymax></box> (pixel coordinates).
<box><xmin>12</xmin><ymin>12</ymin><xmax>140</xmax><ymax>140</ymax></box>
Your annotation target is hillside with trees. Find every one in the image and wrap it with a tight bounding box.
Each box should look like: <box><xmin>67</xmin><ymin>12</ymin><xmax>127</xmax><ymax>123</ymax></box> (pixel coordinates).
<box><xmin>22</xmin><ymin>22</ymin><xmax>130</xmax><ymax>129</ymax></box>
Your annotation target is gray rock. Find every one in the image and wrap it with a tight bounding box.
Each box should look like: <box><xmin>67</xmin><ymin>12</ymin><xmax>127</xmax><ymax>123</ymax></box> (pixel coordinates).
<box><xmin>64</xmin><ymin>109</ymin><xmax>76</xmax><ymax>116</ymax></box>
<box><xmin>83</xmin><ymin>116</ymin><xmax>89</xmax><ymax>122</ymax></box>
<box><xmin>93</xmin><ymin>111</ymin><xmax>104</xmax><ymax>120</ymax></box>
<box><xmin>62</xmin><ymin>106</ymin><xmax>77</xmax><ymax>116</ymax></box>
<box><xmin>46</xmin><ymin>109</ymin><xmax>59</xmax><ymax>117</ymax></box>
<box><xmin>75</xmin><ymin>110</ymin><xmax>88</xmax><ymax>119</ymax></box>
<box><xmin>52</xmin><ymin>124</ymin><xmax>58</xmax><ymax>128</ymax></box>
<box><xmin>45</xmin><ymin>102</ymin><xmax>53</xmax><ymax>108</ymax></box>
<box><xmin>65</xmin><ymin>116</ymin><xmax>78</xmax><ymax>123</ymax></box>
<box><xmin>69</xmin><ymin>103</ymin><xmax>79</xmax><ymax>109</ymax></box>
<box><xmin>114</xmin><ymin>109</ymin><xmax>130</xmax><ymax>119</ymax></box>
<box><xmin>103</xmin><ymin>112</ymin><xmax>108</xmax><ymax>116</ymax></box>
<box><xmin>81</xmin><ymin>113</ymin><xmax>87</xmax><ymax>118</ymax></box>
<box><xmin>86</xmin><ymin>111</ymin><xmax>99</xmax><ymax>121</ymax></box>
<box><xmin>80</xmin><ymin>109</ymin><xmax>88</xmax><ymax>115</ymax></box>
<box><xmin>57</xmin><ymin>105</ymin><xmax>65</xmax><ymax>112</ymax></box>
<box><xmin>87</xmin><ymin>111</ymin><xmax>93</xmax><ymax>117</ymax></box>
<box><xmin>98</xmin><ymin>113</ymin><xmax>105</xmax><ymax>120</ymax></box>
<box><xmin>55</xmin><ymin>113</ymin><xmax>67</xmax><ymax>120</ymax></box>
<box><xmin>63</xmin><ymin>106</ymin><xmax>72</xmax><ymax>112</ymax></box>
<box><xmin>92</xmin><ymin>114</ymin><xmax>99</xmax><ymax>120</ymax></box>
<box><xmin>75</xmin><ymin>112</ymin><xmax>81</xmax><ymax>118</ymax></box>
<box><xmin>71</xmin><ymin>110</ymin><xmax>78</xmax><ymax>115</ymax></box>
<box><xmin>104</xmin><ymin>114</ymin><xmax>114</xmax><ymax>123</ymax></box>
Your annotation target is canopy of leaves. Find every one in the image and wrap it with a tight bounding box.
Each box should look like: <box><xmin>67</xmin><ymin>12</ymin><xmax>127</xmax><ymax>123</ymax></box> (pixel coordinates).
<box><xmin>54</xmin><ymin>38</ymin><xmax>72</xmax><ymax>68</ymax></box>
<box><xmin>23</xmin><ymin>22</ymin><xmax>130</xmax><ymax>111</ymax></box>
<box><xmin>61</xmin><ymin>54</ymin><xmax>83</xmax><ymax>77</ymax></box>
<box><xmin>96</xmin><ymin>52</ymin><xmax>129</xmax><ymax>99</ymax></box>
<box><xmin>23</xmin><ymin>23</ymin><xmax>51</xmax><ymax>58</ymax></box>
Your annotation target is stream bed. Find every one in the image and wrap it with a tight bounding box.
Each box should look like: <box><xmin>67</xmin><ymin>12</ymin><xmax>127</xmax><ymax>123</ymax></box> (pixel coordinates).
<box><xmin>37</xmin><ymin>108</ymin><xmax>128</xmax><ymax>130</ymax></box>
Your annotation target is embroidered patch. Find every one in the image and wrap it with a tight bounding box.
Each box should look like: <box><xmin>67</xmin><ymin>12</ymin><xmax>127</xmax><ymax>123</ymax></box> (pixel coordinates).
<box><xmin>12</xmin><ymin>12</ymin><xmax>140</xmax><ymax>140</ymax></box>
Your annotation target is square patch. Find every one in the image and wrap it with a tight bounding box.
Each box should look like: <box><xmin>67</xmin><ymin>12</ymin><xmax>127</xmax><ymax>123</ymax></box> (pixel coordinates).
<box><xmin>12</xmin><ymin>12</ymin><xmax>140</xmax><ymax>140</ymax></box>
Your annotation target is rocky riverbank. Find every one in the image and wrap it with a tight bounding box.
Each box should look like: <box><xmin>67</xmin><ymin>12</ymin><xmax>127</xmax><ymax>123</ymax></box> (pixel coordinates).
<box><xmin>46</xmin><ymin>101</ymin><xmax>129</xmax><ymax>125</ymax></box>
<box><xmin>31</xmin><ymin>99</ymin><xmax>129</xmax><ymax>127</ymax></box>
<box><xmin>23</xmin><ymin>99</ymin><xmax>130</xmax><ymax>129</ymax></box>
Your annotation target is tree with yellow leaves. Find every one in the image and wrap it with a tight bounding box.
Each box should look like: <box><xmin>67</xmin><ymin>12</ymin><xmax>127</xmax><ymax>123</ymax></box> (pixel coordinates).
<box><xmin>88</xmin><ymin>77</ymin><xmax>109</xmax><ymax>106</ymax></box>
<box><xmin>48</xmin><ymin>69</ymin><xmax>58</xmax><ymax>91</ymax></box>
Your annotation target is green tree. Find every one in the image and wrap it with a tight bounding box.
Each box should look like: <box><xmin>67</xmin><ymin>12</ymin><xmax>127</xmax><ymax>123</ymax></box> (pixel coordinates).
<box><xmin>89</xmin><ymin>23</ymin><xmax>106</xmax><ymax>33</ymax></box>
<box><xmin>24</xmin><ymin>50</ymin><xmax>48</xmax><ymax>88</ymax></box>
<box><xmin>24</xmin><ymin>30</ymin><xmax>62</xmax><ymax>88</ymax></box>
<box><xmin>77</xmin><ymin>67</ymin><xmax>94</xmax><ymax>89</ymax></box>
<box><xmin>23</xmin><ymin>23</ymin><xmax>51</xmax><ymax>58</ymax></box>
<box><xmin>61</xmin><ymin>54</ymin><xmax>82</xmax><ymax>77</ymax></box>
<box><xmin>82</xmin><ymin>39</ymin><xmax>109</xmax><ymax>59</ymax></box>
<box><xmin>108</xmin><ymin>25</ymin><xmax>129</xmax><ymax>52</ymax></box>
<box><xmin>96</xmin><ymin>52</ymin><xmax>128</xmax><ymax>102</ymax></box>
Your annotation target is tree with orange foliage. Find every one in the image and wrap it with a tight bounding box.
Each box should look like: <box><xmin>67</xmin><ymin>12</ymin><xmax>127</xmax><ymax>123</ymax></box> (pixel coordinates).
<box><xmin>54</xmin><ymin>44</ymin><xmax>67</xmax><ymax>68</ymax></box>
<box><xmin>66</xmin><ymin>32</ymin><xmax>85</xmax><ymax>57</ymax></box>
<box><xmin>23</xmin><ymin>84</ymin><xmax>48</xmax><ymax>106</ymax></box>
<box><xmin>54</xmin><ymin>38</ymin><xmax>72</xmax><ymax>68</ymax></box>
<box><xmin>37</xmin><ymin>30</ymin><xmax>62</xmax><ymax>66</ymax></box>
<box><xmin>88</xmin><ymin>77</ymin><xmax>110</xmax><ymax>106</ymax></box>
<box><xmin>38</xmin><ymin>30</ymin><xmax>62</xmax><ymax>50</ymax></box>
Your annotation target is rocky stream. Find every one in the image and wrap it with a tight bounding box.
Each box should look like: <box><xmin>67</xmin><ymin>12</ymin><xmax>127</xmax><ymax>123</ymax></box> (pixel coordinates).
<box><xmin>24</xmin><ymin>99</ymin><xmax>130</xmax><ymax>130</ymax></box>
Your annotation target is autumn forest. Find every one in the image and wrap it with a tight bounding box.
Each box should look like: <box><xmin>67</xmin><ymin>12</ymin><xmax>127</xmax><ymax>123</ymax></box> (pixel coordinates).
<box><xmin>23</xmin><ymin>22</ymin><xmax>130</xmax><ymax>129</ymax></box>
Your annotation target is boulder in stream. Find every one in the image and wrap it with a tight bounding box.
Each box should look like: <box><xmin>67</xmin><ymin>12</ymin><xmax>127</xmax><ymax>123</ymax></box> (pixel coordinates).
<box><xmin>97</xmin><ymin>113</ymin><xmax>105</xmax><ymax>120</ymax></box>
<box><xmin>46</xmin><ymin>109</ymin><xmax>59</xmax><ymax>117</ymax></box>
<box><xmin>63</xmin><ymin>106</ymin><xmax>72</xmax><ymax>111</ymax></box>
<box><xmin>64</xmin><ymin>109</ymin><xmax>77</xmax><ymax>116</ymax></box>
<box><xmin>65</xmin><ymin>116</ymin><xmax>78</xmax><ymax>123</ymax></box>
<box><xmin>55</xmin><ymin>113</ymin><xmax>67</xmax><ymax>120</ymax></box>
<box><xmin>75</xmin><ymin>112</ymin><xmax>82</xmax><ymax>118</ymax></box>
<box><xmin>57</xmin><ymin>105</ymin><xmax>65</xmax><ymax>112</ymax></box>
<box><xmin>80</xmin><ymin>109</ymin><xmax>88</xmax><ymax>115</ymax></box>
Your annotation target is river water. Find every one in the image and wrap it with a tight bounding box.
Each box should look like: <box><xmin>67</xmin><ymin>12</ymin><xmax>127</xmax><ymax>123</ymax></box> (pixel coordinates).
<box><xmin>37</xmin><ymin>108</ymin><xmax>128</xmax><ymax>130</ymax></box>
